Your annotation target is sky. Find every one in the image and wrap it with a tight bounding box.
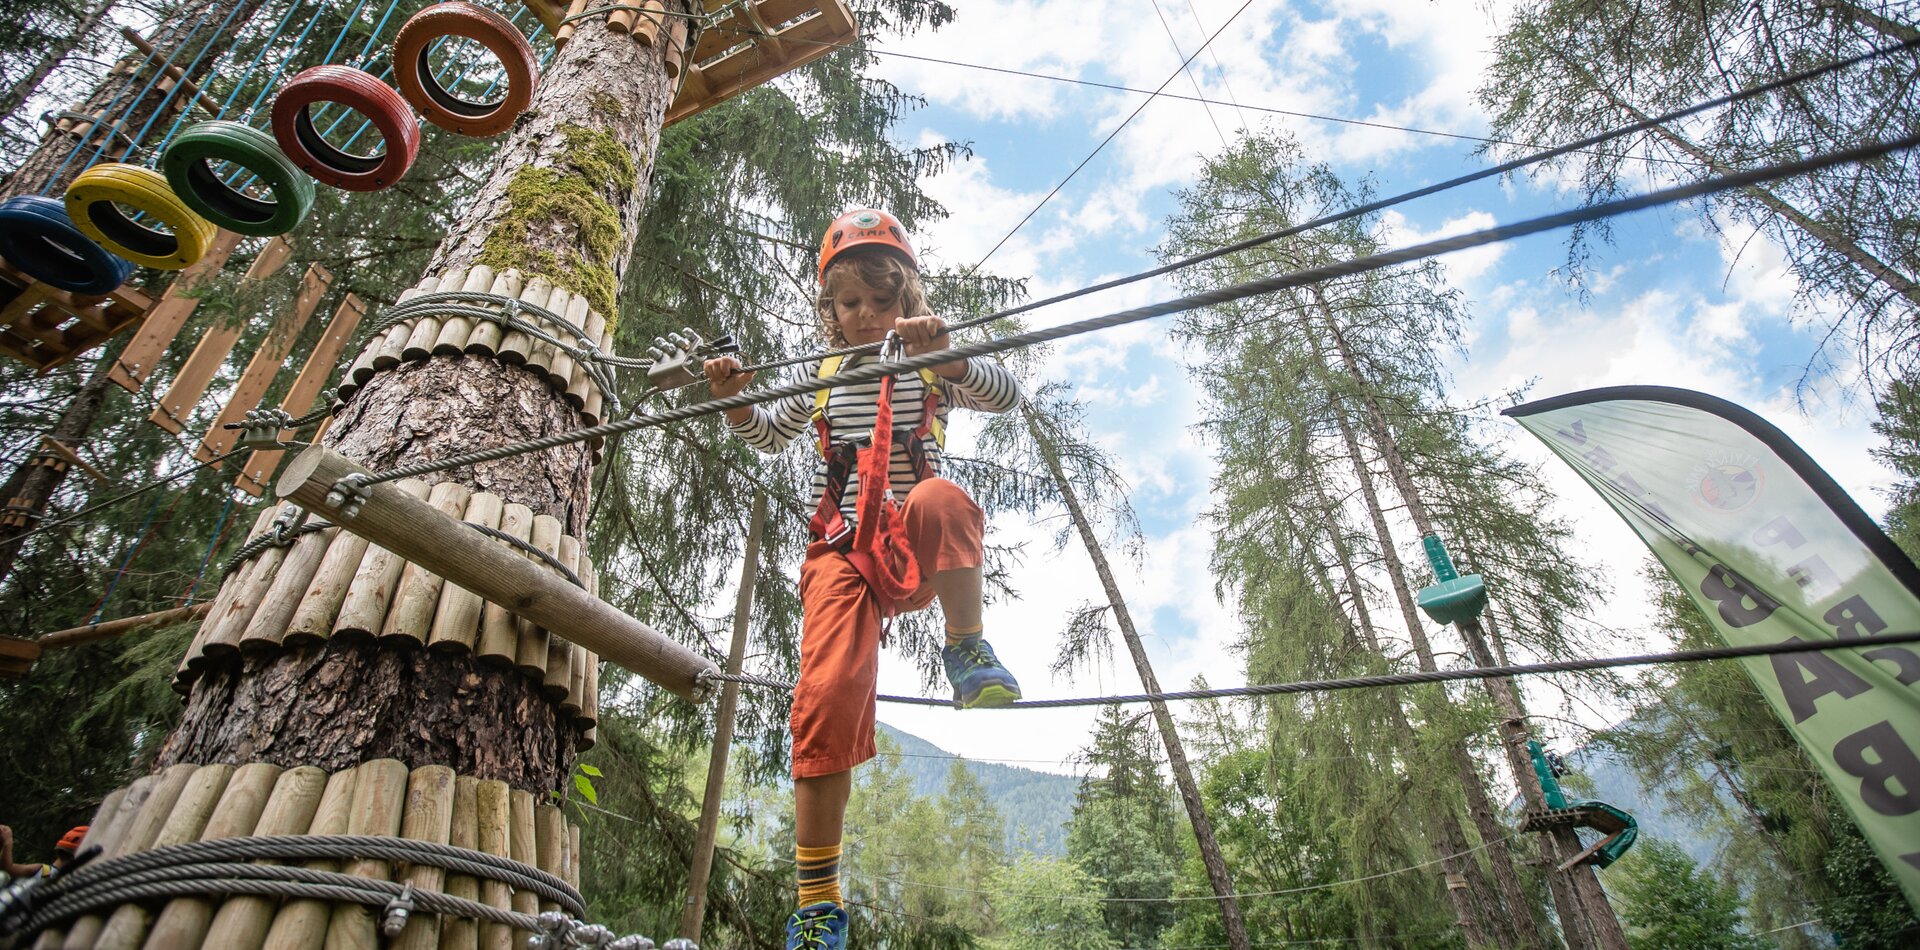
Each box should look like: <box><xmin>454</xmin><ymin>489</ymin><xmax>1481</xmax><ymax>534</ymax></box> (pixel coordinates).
<box><xmin>822</xmin><ymin>0</ymin><xmax>1903</xmax><ymax>776</ymax></box>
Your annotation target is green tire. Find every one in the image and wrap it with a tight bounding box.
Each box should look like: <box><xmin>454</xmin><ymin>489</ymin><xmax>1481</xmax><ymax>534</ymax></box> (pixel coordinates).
<box><xmin>161</xmin><ymin>121</ymin><xmax>314</xmax><ymax>237</ymax></box>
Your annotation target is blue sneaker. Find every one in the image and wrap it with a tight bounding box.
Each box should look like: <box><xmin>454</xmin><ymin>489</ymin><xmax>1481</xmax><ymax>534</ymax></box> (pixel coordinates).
<box><xmin>785</xmin><ymin>901</ymin><xmax>848</xmax><ymax>950</ymax></box>
<box><xmin>941</xmin><ymin>638</ymin><xmax>1021</xmax><ymax>708</ymax></box>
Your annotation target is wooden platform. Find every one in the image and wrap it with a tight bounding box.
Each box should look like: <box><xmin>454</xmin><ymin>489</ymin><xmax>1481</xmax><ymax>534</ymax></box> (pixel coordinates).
<box><xmin>520</xmin><ymin>0</ymin><xmax>857</xmax><ymax>126</ymax></box>
<box><xmin>0</xmin><ymin>261</ymin><xmax>152</xmax><ymax>372</ymax></box>
<box><xmin>1520</xmin><ymin>805</ymin><xmax>1632</xmax><ymax>836</ymax></box>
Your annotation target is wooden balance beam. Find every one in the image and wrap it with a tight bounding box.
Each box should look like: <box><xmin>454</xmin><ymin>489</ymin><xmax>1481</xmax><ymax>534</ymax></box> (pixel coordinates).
<box><xmin>278</xmin><ymin>447</ymin><xmax>717</xmax><ymax>701</ymax></box>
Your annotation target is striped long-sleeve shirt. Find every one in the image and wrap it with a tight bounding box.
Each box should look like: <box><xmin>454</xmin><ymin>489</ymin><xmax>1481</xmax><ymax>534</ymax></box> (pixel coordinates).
<box><xmin>727</xmin><ymin>353</ymin><xmax>1021</xmax><ymax>524</ymax></box>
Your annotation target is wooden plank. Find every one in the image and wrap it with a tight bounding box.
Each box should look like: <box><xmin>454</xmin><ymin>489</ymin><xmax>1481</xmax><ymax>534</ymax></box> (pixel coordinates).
<box><xmin>150</xmin><ymin>323</ymin><xmax>242</xmax><ymax>434</ymax></box>
<box><xmin>689</xmin><ymin>0</ymin><xmax>817</xmax><ymax>63</ymax></box>
<box><xmin>39</xmin><ymin>437</ymin><xmax>109</xmax><ymax>485</ymax></box>
<box><xmin>109</xmin><ymin>229</ymin><xmax>243</xmax><ymax>392</ymax></box>
<box><xmin>232</xmin><ymin>292</ymin><xmax>364</xmax><ymax>495</ymax></box>
<box><xmin>0</xmin><ymin>634</ymin><xmax>42</xmax><ymax>661</ymax></box>
<box><xmin>665</xmin><ymin>0</ymin><xmax>854</xmax><ymax>126</ymax></box>
<box><xmin>195</xmin><ymin>264</ymin><xmax>333</xmax><ymax>461</ymax></box>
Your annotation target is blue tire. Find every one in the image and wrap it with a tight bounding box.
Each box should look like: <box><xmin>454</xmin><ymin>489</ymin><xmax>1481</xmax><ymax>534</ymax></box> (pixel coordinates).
<box><xmin>0</xmin><ymin>195</ymin><xmax>133</xmax><ymax>294</ymax></box>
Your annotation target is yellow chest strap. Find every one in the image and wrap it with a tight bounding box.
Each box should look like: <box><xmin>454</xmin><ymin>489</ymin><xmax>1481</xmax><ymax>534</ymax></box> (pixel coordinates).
<box><xmin>812</xmin><ymin>355</ymin><xmax>946</xmax><ymax>452</ymax></box>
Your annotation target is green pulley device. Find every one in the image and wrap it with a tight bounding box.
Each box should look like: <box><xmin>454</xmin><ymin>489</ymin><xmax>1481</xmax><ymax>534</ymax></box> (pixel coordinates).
<box><xmin>1415</xmin><ymin>534</ymin><xmax>1487</xmax><ymax>624</ymax></box>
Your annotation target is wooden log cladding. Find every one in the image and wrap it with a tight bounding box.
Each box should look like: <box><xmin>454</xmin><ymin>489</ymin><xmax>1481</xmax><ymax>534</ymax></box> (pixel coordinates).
<box><xmin>202</xmin><ymin>765</ymin><xmax>328</xmax><ymax>950</ymax></box>
<box><xmin>543</xmin><ymin>294</ymin><xmax>579</xmax><ymax>396</ymax></box>
<box><xmin>32</xmin><ymin>784</ymin><xmax>134</xmax><ymax>947</ymax></box>
<box><xmin>428</xmin><ymin>491</ymin><xmax>505</xmax><ymax>653</ymax></box>
<box><xmin>554</xmin><ymin>0</ymin><xmax>588</xmax><ymax>46</ymax></box>
<box><xmin>391</xmin><ymin>765</ymin><xmax>456</xmax><ymax>950</ymax></box>
<box><xmin>514</xmin><ymin>514</ymin><xmax>563</xmax><ymax>679</ymax></box>
<box><xmin>144</xmin><ymin>762</ymin><xmax>281</xmax><ymax>950</ymax></box>
<box><xmin>239</xmin><ymin>525</ymin><xmax>339</xmax><ymax>654</ymax></box>
<box><xmin>184</xmin><ymin>503</ymin><xmax>288</xmax><ymax>669</ymax></box>
<box><xmin>97</xmin><ymin>764</ymin><xmax>234</xmax><ymax>950</ymax></box>
<box><xmin>475</xmin><ymin>780</ymin><xmax>513</xmax><ymax>950</ymax></box>
<box><xmin>333</xmin><ymin>478</ymin><xmax>432</xmax><ymax>640</ymax></box>
<box><xmin>506</xmin><ymin>791</ymin><xmax>537</xmax><ymax>921</ymax></box>
<box><xmin>533</xmin><ymin>804</ymin><xmax>565</xmax><ymax>914</ymax></box>
<box><xmin>541</xmin><ymin>534</ymin><xmax>581</xmax><ymax>700</ymax></box>
<box><xmin>381</xmin><ymin>481</ymin><xmax>474</xmax><ymax>646</ymax></box>
<box><xmin>567</xmin><ymin>822</ymin><xmax>581</xmax><ymax>891</ymax></box>
<box><xmin>521</xmin><ymin>286</ymin><xmax>561</xmax><ymax>383</ymax></box>
<box><xmin>346</xmin><ymin>279</ymin><xmax>438</xmax><ymax>395</ymax></box>
<box><xmin>324</xmin><ymin>758</ymin><xmax>408</xmax><ymax>950</ymax></box>
<box><xmin>476</xmin><ymin>502</ymin><xmax>533</xmax><ymax>667</ymax></box>
<box><xmin>279</xmin><ymin>449</ymin><xmax>716</xmax><ymax>699</ymax></box>
<box><xmin>495</xmin><ymin>276</ymin><xmax>547</xmax><ymax>367</ymax></box>
<box><xmin>262</xmin><ymin>766</ymin><xmax>356</xmax><ymax>950</ymax></box>
<box><xmin>46</xmin><ymin>775</ymin><xmax>161</xmax><ymax>950</ymax></box>
<box><xmin>441</xmin><ymin>269</ymin><xmax>520</xmax><ymax>356</ymax></box>
<box><xmin>284</xmin><ymin>520</ymin><xmax>373</xmax><ymax>648</ymax></box>
<box><xmin>561</xmin><ymin>641</ymin><xmax>585</xmax><ymax>716</ymax></box>
<box><xmin>440</xmin><ymin>776</ymin><xmax>482</xmax><ymax>950</ymax></box>
<box><xmin>581</xmin><ymin>557</ymin><xmax>601</xmax><ymax>731</ymax></box>
<box><xmin>563</xmin><ymin>309</ymin><xmax>602</xmax><ymax>412</ymax></box>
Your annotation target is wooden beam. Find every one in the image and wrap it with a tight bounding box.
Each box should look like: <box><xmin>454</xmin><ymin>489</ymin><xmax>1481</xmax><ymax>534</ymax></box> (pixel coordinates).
<box><xmin>110</xmin><ymin>230</ymin><xmax>244</xmax><ymax>392</ymax></box>
<box><xmin>196</xmin><ymin>264</ymin><xmax>333</xmax><ymax>463</ymax></box>
<box><xmin>149</xmin><ymin>239</ymin><xmax>298</xmax><ymax>434</ymax></box>
<box><xmin>234</xmin><ymin>293</ymin><xmax>365</xmax><ymax>496</ymax></box>
<box><xmin>278</xmin><ymin>447</ymin><xmax>716</xmax><ymax>700</ymax></box>
<box><xmin>39</xmin><ymin>437</ymin><xmax>110</xmax><ymax>485</ymax></box>
<box><xmin>35</xmin><ymin>602</ymin><xmax>213</xmax><ymax>651</ymax></box>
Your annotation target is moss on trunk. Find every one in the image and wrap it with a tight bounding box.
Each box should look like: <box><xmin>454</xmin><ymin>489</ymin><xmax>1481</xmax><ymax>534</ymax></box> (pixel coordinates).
<box><xmin>475</xmin><ymin>124</ymin><xmax>637</xmax><ymax>322</ymax></box>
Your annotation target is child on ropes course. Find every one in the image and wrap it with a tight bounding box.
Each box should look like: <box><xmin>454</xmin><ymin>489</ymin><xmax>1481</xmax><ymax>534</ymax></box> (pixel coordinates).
<box><xmin>702</xmin><ymin>208</ymin><xmax>1023</xmax><ymax>950</ymax></box>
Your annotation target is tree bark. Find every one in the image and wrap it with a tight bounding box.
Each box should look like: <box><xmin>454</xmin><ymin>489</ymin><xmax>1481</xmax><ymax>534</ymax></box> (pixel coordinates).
<box><xmin>1024</xmin><ymin>405</ymin><xmax>1252</xmax><ymax>950</ymax></box>
<box><xmin>0</xmin><ymin>0</ymin><xmax>117</xmax><ymax>131</ymax></box>
<box><xmin>159</xmin><ymin>4</ymin><xmax>695</xmax><ymax>793</ymax></box>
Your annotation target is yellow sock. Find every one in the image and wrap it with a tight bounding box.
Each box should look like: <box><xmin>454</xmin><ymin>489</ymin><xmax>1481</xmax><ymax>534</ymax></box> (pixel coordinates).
<box><xmin>944</xmin><ymin>623</ymin><xmax>983</xmax><ymax>647</ymax></box>
<box><xmin>796</xmin><ymin>842</ymin><xmax>843</xmax><ymax>908</ymax></box>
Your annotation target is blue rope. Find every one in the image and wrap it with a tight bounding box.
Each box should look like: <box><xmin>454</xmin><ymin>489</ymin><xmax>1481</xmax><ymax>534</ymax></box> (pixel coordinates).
<box><xmin>36</xmin><ymin>12</ymin><xmax>199</xmax><ymax>194</ymax></box>
<box><xmin>217</xmin><ymin>0</ymin><xmax>310</xmax><ymax>115</ymax></box>
<box><xmin>182</xmin><ymin>491</ymin><xmax>236</xmax><ymax>603</ymax></box>
<box><xmin>235</xmin><ymin>0</ymin><xmax>336</xmax><ymax>122</ymax></box>
<box><xmin>88</xmin><ymin>491</ymin><xmax>166</xmax><ymax>625</ymax></box>
<box><xmin>137</xmin><ymin>0</ymin><xmax>260</xmax><ymax>164</ymax></box>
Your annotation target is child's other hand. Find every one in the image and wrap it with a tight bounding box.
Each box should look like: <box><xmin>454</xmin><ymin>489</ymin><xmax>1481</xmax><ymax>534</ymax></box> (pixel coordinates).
<box><xmin>703</xmin><ymin>356</ymin><xmax>753</xmax><ymax>398</ymax></box>
<box><xmin>895</xmin><ymin>315</ymin><xmax>950</xmax><ymax>356</ymax></box>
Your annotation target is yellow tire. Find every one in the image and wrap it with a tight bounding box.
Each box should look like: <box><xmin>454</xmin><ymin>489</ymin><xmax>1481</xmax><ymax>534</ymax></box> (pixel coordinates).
<box><xmin>64</xmin><ymin>162</ymin><xmax>218</xmax><ymax>270</ymax></box>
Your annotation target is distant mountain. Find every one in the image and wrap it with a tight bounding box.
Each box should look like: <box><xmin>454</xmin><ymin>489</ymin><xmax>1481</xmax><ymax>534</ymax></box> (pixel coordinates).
<box><xmin>875</xmin><ymin>722</ymin><xmax>1080</xmax><ymax>856</ymax></box>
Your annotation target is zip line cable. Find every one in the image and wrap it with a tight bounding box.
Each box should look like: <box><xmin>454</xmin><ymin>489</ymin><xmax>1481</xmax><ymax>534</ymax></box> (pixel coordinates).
<box><xmin>680</xmin><ymin>629</ymin><xmax>1920</xmax><ymax>710</ymax></box>
<box><xmin>326</xmin><ymin>125</ymin><xmax>1920</xmax><ymax>491</ymax></box>
<box><xmin>728</xmin><ymin>32</ymin><xmax>1919</xmax><ymax>377</ymax></box>
<box><xmin>966</xmin><ymin>0</ymin><xmax>1258</xmax><ymax>274</ymax></box>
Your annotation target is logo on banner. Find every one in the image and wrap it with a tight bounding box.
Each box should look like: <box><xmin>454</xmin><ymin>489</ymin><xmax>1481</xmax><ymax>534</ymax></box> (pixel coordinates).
<box><xmin>1689</xmin><ymin>454</ymin><xmax>1764</xmax><ymax>513</ymax></box>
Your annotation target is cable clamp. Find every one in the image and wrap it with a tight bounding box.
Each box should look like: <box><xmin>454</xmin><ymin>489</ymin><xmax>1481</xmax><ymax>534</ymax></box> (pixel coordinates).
<box><xmin>565</xmin><ymin>923</ymin><xmax>616</xmax><ymax>948</ymax></box>
<box><xmin>228</xmin><ymin>408</ymin><xmax>294</xmax><ymax>450</ymax></box>
<box><xmin>609</xmin><ymin>935</ymin><xmax>660</xmax><ymax>949</ymax></box>
<box><xmin>690</xmin><ymin>667</ymin><xmax>721</xmax><ymax>705</ymax></box>
<box><xmin>528</xmin><ymin>911</ymin><xmax>574</xmax><ymax>950</ymax></box>
<box><xmin>325</xmin><ymin>473</ymin><xmax>372</xmax><ymax>521</ymax></box>
<box><xmin>380</xmin><ymin>884</ymin><xmax>415</xmax><ymax>937</ymax></box>
<box><xmin>660</xmin><ymin>938</ymin><xmax>698</xmax><ymax>950</ymax></box>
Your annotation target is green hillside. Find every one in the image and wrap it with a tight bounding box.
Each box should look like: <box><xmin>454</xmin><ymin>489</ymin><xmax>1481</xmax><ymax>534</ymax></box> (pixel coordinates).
<box><xmin>876</xmin><ymin>722</ymin><xmax>1080</xmax><ymax>856</ymax></box>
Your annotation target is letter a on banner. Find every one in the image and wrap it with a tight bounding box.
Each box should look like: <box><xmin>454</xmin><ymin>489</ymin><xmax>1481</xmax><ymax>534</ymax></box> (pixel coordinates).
<box><xmin>1505</xmin><ymin>386</ymin><xmax>1920</xmax><ymax>909</ymax></box>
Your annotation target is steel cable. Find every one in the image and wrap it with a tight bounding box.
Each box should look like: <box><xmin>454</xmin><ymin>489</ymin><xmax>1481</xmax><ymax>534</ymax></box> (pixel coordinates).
<box><xmin>328</xmin><ymin>127</ymin><xmax>1920</xmax><ymax>491</ymax></box>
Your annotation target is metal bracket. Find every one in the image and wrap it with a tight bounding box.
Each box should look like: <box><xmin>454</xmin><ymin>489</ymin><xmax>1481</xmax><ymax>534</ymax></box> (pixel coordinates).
<box><xmin>325</xmin><ymin>472</ymin><xmax>372</xmax><ymax>521</ymax></box>
<box><xmin>644</xmin><ymin>327</ymin><xmax>739</xmax><ymax>394</ymax></box>
<box><xmin>689</xmin><ymin>667</ymin><xmax>720</xmax><ymax>705</ymax></box>
<box><xmin>380</xmin><ymin>884</ymin><xmax>415</xmax><ymax>937</ymax></box>
<box><xmin>227</xmin><ymin>408</ymin><xmax>296</xmax><ymax>450</ymax></box>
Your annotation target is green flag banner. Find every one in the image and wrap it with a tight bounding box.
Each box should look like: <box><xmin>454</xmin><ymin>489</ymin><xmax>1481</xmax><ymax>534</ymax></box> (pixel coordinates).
<box><xmin>1506</xmin><ymin>386</ymin><xmax>1920</xmax><ymax>908</ymax></box>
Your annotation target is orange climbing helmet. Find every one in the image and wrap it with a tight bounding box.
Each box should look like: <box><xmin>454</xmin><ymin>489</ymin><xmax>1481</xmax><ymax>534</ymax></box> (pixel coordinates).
<box><xmin>818</xmin><ymin>207</ymin><xmax>917</xmax><ymax>283</ymax></box>
<box><xmin>55</xmin><ymin>826</ymin><xmax>87</xmax><ymax>853</ymax></box>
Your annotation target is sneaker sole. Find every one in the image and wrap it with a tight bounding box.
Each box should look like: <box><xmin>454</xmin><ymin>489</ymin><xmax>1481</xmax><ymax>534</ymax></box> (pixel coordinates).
<box><xmin>961</xmin><ymin>683</ymin><xmax>1022</xmax><ymax>708</ymax></box>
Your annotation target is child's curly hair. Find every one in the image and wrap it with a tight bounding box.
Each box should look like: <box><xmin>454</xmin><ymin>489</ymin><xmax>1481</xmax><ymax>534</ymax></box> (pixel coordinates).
<box><xmin>815</xmin><ymin>249</ymin><xmax>928</xmax><ymax>347</ymax></box>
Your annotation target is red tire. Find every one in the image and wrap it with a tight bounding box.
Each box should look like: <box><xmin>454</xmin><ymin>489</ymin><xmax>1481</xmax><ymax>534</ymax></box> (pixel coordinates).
<box><xmin>272</xmin><ymin>65</ymin><xmax>421</xmax><ymax>192</ymax></box>
<box><xmin>394</xmin><ymin>2</ymin><xmax>537</xmax><ymax>137</ymax></box>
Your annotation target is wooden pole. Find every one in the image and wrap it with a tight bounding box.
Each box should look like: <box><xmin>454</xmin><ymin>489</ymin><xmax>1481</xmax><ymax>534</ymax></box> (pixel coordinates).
<box><xmin>679</xmin><ymin>492</ymin><xmax>765</xmax><ymax>942</ymax></box>
<box><xmin>391</xmin><ymin>765</ymin><xmax>456</xmax><ymax>950</ymax></box>
<box><xmin>278</xmin><ymin>447</ymin><xmax>716</xmax><ymax>699</ymax></box>
<box><xmin>506</xmin><ymin>791</ymin><xmax>537</xmax><ymax>923</ymax></box>
<box><xmin>263</xmin><ymin>766</ymin><xmax>357</xmax><ymax>950</ymax></box>
<box><xmin>203</xmin><ymin>765</ymin><xmax>329</xmax><ymax>950</ymax></box>
<box><xmin>325</xmin><ymin>758</ymin><xmax>409</xmax><ymax>949</ymax></box>
<box><xmin>440</xmin><ymin>776</ymin><xmax>482</xmax><ymax>950</ymax></box>
<box><xmin>145</xmin><ymin>761</ymin><xmax>282</xmax><ymax>949</ymax></box>
<box><xmin>97</xmin><ymin>763</ymin><xmax>234</xmax><ymax>949</ymax></box>
<box><xmin>475</xmin><ymin>781</ymin><xmax>514</xmax><ymax>950</ymax></box>
<box><xmin>36</xmin><ymin>602</ymin><xmax>210</xmax><ymax>649</ymax></box>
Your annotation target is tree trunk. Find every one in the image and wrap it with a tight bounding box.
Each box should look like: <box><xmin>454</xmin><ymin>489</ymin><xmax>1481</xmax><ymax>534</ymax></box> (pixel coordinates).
<box><xmin>1316</xmin><ymin>297</ymin><xmax>1629</xmax><ymax>950</ymax></box>
<box><xmin>159</xmin><ymin>3</ymin><xmax>695</xmax><ymax>795</ymax></box>
<box><xmin>1024</xmin><ymin>405</ymin><xmax>1252</xmax><ymax>950</ymax></box>
<box><xmin>2</xmin><ymin>0</ymin><xmax>254</xmax><ymax>199</ymax></box>
<box><xmin>0</xmin><ymin>342</ymin><xmax>123</xmax><ymax>588</ymax></box>
<box><xmin>0</xmin><ymin>0</ymin><xmax>117</xmax><ymax>130</ymax></box>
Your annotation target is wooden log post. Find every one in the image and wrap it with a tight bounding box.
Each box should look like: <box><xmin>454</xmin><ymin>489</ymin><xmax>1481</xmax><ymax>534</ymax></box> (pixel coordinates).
<box><xmin>325</xmin><ymin>758</ymin><xmax>408</xmax><ymax>949</ymax></box>
<box><xmin>276</xmin><ymin>447</ymin><xmax>715</xmax><ymax>699</ymax></box>
<box><xmin>475</xmin><ymin>780</ymin><xmax>514</xmax><ymax>950</ymax></box>
<box><xmin>391</xmin><ymin>765</ymin><xmax>456</xmax><ymax>950</ymax></box>
<box><xmin>144</xmin><ymin>761</ymin><xmax>282</xmax><ymax>950</ymax></box>
<box><xmin>262</xmin><ymin>766</ymin><xmax>357</xmax><ymax>950</ymax></box>
<box><xmin>201</xmin><ymin>765</ymin><xmax>329</xmax><ymax>949</ymax></box>
<box><xmin>440</xmin><ymin>776</ymin><xmax>482</xmax><ymax>950</ymax></box>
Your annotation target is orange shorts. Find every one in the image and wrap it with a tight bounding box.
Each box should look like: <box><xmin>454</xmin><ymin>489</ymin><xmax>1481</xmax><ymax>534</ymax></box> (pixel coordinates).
<box><xmin>790</xmin><ymin>477</ymin><xmax>983</xmax><ymax>779</ymax></box>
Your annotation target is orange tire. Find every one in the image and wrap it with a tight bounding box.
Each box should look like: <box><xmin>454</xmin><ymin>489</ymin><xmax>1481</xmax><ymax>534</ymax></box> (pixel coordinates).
<box><xmin>394</xmin><ymin>2</ymin><xmax>537</xmax><ymax>137</ymax></box>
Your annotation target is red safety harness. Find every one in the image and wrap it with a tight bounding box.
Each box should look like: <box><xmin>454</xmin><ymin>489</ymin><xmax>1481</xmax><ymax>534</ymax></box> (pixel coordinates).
<box><xmin>808</xmin><ymin>346</ymin><xmax>944</xmax><ymax>615</ymax></box>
